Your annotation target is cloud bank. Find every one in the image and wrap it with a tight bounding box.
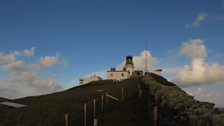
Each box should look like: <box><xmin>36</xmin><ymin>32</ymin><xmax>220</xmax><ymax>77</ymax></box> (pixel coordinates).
<box><xmin>0</xmin><ymin>48</ymin><xmax>63</xmax><ymax>99</ymax></box>
<box><xmin>173</xmin><ymin>39</ymin><xmax>224</xmax><ymax>86</ymax></box>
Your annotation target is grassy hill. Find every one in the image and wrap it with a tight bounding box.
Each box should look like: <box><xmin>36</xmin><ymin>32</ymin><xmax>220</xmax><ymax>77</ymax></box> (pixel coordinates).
<box><xmin>0</xmin><ymin>74</ymin><xmax>224</xmax><ymax>126</ymax></box>
<box><xmin>0</xmin><ymin>77</ymin><xmax>143</xmax><ymax>126</ymax></box>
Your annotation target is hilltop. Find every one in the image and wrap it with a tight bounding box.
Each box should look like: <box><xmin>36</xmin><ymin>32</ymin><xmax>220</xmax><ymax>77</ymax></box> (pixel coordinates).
<box><xmin>0</xmin><ymin>74</ymin><xmax>223</xmax><ymax>126</ymax></box>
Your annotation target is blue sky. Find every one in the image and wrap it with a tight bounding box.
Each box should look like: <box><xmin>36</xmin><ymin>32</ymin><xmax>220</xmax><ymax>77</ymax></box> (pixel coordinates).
<box><xmin>1</xmin><ymin>0</ymin><xmax>224</xmax><ymax>106</ymax></box>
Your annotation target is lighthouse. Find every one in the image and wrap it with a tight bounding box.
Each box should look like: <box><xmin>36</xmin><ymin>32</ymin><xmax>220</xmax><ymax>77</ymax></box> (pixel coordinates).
<box><xmin>123</xmin><ymin>56</ymin><xmax>134</xmax><ymax>76</ymax></box>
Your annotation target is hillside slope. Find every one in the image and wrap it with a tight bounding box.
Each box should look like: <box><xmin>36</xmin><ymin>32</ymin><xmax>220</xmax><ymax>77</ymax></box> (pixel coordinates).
<box><xmin>142</xmin><ymin>74</ymin><xmax>224</xmax><ymax>126</ymax></box>
<box><xmin>0</xmin><ymin>78</ymin><xmax>142</xmax><ymax>126</ymax></box>
<box><xmin>0</xmin><ymin>74</ymin><xmax>223</xmax><ymax>126</ymax></box>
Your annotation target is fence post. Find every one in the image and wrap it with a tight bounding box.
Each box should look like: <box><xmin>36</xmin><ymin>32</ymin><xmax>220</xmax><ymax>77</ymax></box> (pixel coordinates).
<box><xmin>93</xmin><ymin>99</ymin><xmax>96</xmax><ymax>118</ymax></box>
<box><xmin>138</xmin><ymin>90</ymin><xmax>143</xmax><ymax>99</ymax></box>
<box><xmin>153</xmin><ymin>106</ymin><xmax>158</xmax><ymax>126</ymax></box>
<box><xmin>65</xmin><ymin>113</ymin><xmax>68</xmax><ymax>126</ymax></box>
<box><xmin>106</xmin><ymin>93</ymin><xmax>108</xmax><ymax>104</ymax></box>
<box><xmin>101</xmin><ymin>94</ymin><xmax>104</xmax><ymax>111</ymax></box>
<box><xmin>138</xmin><ymin>84</ymin><xmax>143</xmax><ymax>99</ymax></box>
<box><xmin>84</xmin><ymin>103</ymin><xmax>87</xmax><ymax>126</ymax></box>
<box><xmin>121</xmin><ymin>88</ymin><xmax>124</xmax><ymax>101</ymax></box>
<box><xmin>93</xmin><ymin>118</ymin><xmax>98</xmax><ymax>126</ymax></box>
<box><xmin>138</xmin><ymin>84</ymin><xmax>140</xmax><ymax>90</ymax></box>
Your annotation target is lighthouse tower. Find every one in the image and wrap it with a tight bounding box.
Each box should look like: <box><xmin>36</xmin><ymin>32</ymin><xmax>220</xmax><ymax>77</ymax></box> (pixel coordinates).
<box><xmin>123</xmin><ymin>56</ymin><xmax>134</xmax><ymax>76</ymax></box>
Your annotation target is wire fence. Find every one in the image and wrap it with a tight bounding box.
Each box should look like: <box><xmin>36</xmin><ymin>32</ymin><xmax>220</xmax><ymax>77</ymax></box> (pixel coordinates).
<box><xmin>56</xmin><ymin>79</ymin><xmax>158</xmax><ymax>126</ymax></box>
<box><xmin>56</xmin><ymin>85</ymin><xmax>140</xmax><ymax>126</ymax></box>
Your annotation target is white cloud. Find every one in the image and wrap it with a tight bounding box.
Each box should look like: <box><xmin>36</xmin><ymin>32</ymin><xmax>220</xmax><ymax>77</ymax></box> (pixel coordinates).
<box><xmin>179</xmin><ymin>39</ymin><xmax>207</xmax><ymax>58</ymax></box>
<box><xmin>28</xmin><ymin>55</ymin><xmax>59</xmax><ymax>70</ymax></box>
<box><xmin>0</xmin><ymin>71</ymin><xmax>62</xmax><ymax>99</ymax></box>
<box><xmin>2</xmin><ymin>60</ymin><xmax>25</xmax><ymax>71</ymax></box>
<box><xmin>0</xmin><ymin>48</ymin><xmax>63</xmax><ymax>99</ymax></box>
<box><xmin>133</xmin><ymin>50</ymin><xmax>157</xmax><ymax>70</ymax></box>
<box><xmin>40</xmin><ymin>55</ymin><xmax>58</xmax><ymax>67</ymax></box>
<box><xmin>14</xmin><ymin>47</ymin><xmax>36</xmax><ymax>57</ymax></box>
<box><xmin>193</xmin><ymin>12</ymin><xmax>208</xmax><ymax>26</ymax></box>
<box><xmin>117</xmin><ymin>50</ymin><xmax>157</xmax><ymax>71</ymax></box>
<box><xmin>23</xmin><ymin>47</ymin><xmax>35</xmax><ymax>56</ymax></box>
<box><xmin>172</xmin><ymin>39</ymin><xmax>224</xmax><ymax>86</ymax></box>
<box><xmin>173</xmin><ymin>58</ymin><xmax>224</xmax><ymax>86</ymax></box>
<box><xmin>186</xmin><ymin>12</ymin><xmax>208</xmax><ymax>28</ymax></box>
<box><xmin>184</xmin><ymin>86</ymin><xmax>224</xmax><ymax>107</ymax></box>
<box><xmin>0</xmin><ymin>52</ymin><xmax>16</xmax><ymax>64</ymax></box>
<box><xmin>163</xmin><ymin>67</ymin><xmax>181</xmax><ymax>75</ymax></box>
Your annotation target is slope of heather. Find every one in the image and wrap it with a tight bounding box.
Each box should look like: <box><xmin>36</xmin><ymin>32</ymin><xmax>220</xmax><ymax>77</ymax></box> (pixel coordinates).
<box><xmin>0</xmin><ymin>78</ymin><xmax>142</xmax><ymax>126</ymax></box>
<box><xmin>0</xmin><ymin>74</ymin><xmax>223</xmax><ymax>126</ymax></box>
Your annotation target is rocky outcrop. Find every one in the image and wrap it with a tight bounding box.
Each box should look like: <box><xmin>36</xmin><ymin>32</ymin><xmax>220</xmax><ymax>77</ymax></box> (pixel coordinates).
<box><xmin>143</xmin><ymin>73</ymin><xmax>224</xmax><ymax>126</ymax></box>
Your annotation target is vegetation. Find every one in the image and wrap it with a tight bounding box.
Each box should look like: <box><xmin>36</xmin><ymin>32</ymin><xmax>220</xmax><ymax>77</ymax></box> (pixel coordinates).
<box><xmin>0</xmin><ymin>74</ymin><xmax>224</xmax><ymax>126</ymax></box>
<box><xmin>0</xmin><ymin>78</ymin><xmax>142</xmax><ymax>126</ymax></box>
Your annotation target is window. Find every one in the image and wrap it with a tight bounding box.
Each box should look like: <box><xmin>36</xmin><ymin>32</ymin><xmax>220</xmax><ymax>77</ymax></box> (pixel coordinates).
<box><xmin>121</xmin><ymin>73</ymin><xmax>124</xmax><ymax>77</ymax></box>
<box><xmin>137</xmin><ymin>72</ymin><xmax>140</xmax><ymax>75</ymax></box>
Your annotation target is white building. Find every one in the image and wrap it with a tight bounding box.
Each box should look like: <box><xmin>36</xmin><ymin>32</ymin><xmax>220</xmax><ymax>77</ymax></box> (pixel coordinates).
<box><xmin>107</xmin><ymin>56</ymin><xmax>134</xmax><ymax>81</ymax></box>
<box><xmin>107</xmin><ymin>68</ymin><xmax>129</xmax><ymax>80</ymax></box>
<box><xmin>80</xmin><ymin>74</ymin><xmax>102</xmax><ymax>84</ymax></box>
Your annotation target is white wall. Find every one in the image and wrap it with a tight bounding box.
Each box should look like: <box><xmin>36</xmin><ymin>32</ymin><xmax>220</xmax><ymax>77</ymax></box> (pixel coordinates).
<box><xmin>107</xmin><ymin>71</ymin><xmax>129</xmax><ymax>81</ymax></box>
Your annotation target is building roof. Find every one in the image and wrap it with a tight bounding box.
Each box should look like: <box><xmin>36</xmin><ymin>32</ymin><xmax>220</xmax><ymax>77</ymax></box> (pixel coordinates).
<box><xmin>0</xmin><ymin>101</ymin><xmax>26</xmax><ymax>108</ymax></box>
<box><xmin>107</xmin><ymin>70</ymin><xmax>129</xmax><ymax>72</ymax></box>
<box><xmin>154</xmin><ymin>69</ymin><xmax>162</xmax><ymax>71</ymax></box>
<box><xmin>133</xmin><ymin>70</ymin><xmax>143</xmax><ymax>72</ymax></box>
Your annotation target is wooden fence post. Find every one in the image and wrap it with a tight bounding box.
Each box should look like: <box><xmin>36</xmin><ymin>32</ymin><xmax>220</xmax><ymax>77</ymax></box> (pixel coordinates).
<box><xmin>84</xmin><ymin>103</ymin><xmax>87</xmax><ymax>126</ymax></box>
<box><xmin>138</xmin><ymin>84</ymin><xmax>143</xmax><ymax>99</ymax></box>
<box><xmin>106</xmin><ymin>93</ymin><xmax>108</xmax><ymax>104</ymax></box>
<box><xmin>65</xmin><ymin>113</ymin><xmax>68</xmax><ymax>126</ymax></box>
<box><xmin>121</xmin><ymin>88</ymin><xmax>124</xmax><ymax>101</ymax></box>
<box><xmin>153</xmin><ymin>106</ymin><xmax>158</xmax><ymax>126</ymax></box>
<box><xmin>138</xmin><ymin>90</ymin><xmax>143</xmax><ymax>99</ymax></box>
<box><xmin>138</xmin><ymin>84</ymin><xmax>140</xmax><ymax>90</ymax></box>
<box><xmin>93</xmin><ymin>118</ymin><xmax>98</xmax><ymax>126</ymax></box>
<box><xmin>93</xmin><ymin>99</ymin><xmax>96</xmax><ymax>118</ymax></box>
<box><xmin>101</xmin><ymin>94</ymin><xmax>104</xmax><ymax>111</ymax></box>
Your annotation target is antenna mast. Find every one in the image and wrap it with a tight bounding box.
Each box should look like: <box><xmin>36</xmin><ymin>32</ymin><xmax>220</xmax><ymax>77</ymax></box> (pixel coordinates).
<box><xmin>145</xmin><ymin>42</ymin><xmax>148</xmax><ymax>73</ymax></box>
